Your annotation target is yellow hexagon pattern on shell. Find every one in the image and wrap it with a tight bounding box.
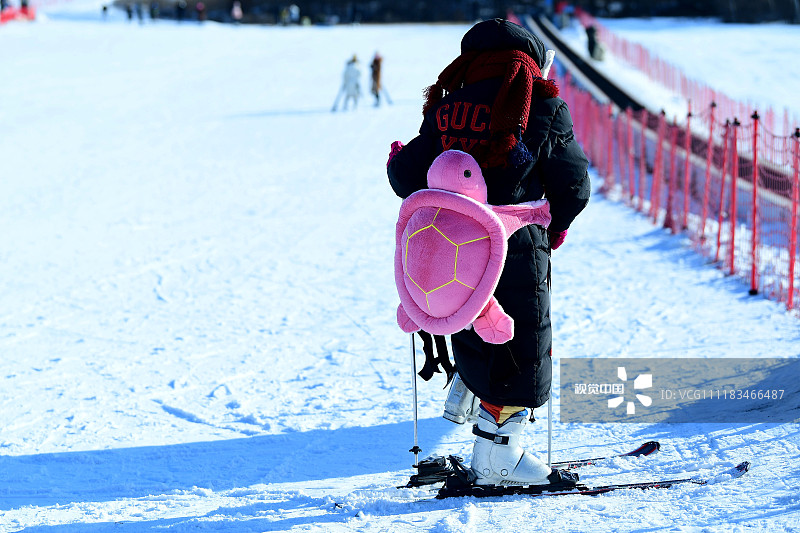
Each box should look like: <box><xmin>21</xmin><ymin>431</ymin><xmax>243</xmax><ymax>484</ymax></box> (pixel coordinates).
<box><xmin>404</xmin><ymin>207</ymin><xmax>490</xmax><ymax>317</ymax></box>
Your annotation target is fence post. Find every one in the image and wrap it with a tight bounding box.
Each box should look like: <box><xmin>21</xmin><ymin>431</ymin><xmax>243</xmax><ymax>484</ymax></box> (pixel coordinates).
<box><xmin>650</xmin><ymin>116</ymin><xmax>660</xmax><ymax>220</ymax></box>
<box><xmin>728</xmin><ymin>118</ymin><xmax>741</xmax><ymax>276</ymax></box>
<box><xmin>638</xmin><ymin>109</ymin><xmax>648</xmax><ymax>211</ymax></box>
<box><xmin>593</xmin><ymin>97</ymin><xmax>601</xmax><ymax>164</ymax></box>
<box><xmin>627</xmin><ymin>107</ymin><xmax>635</xmax><ymax>203</ymax></box>
<box><xmin>652</xmin><ymin>112</ymin><xmax>666</xmax><ymax>223</ymax></box>
<box><xmin>701</xmin><ymin>102</ymin><xmax>716</xmax><ymax>242</ymax></box>
<box><xmin>683</xmin><ymin>108</ymin><xmax>692</xmax><ymax>230</ymax></box>
<box><xmin>749</xmin><ymin>111</ymin><xmax>760</xmax><ymax>295</ymax></box>
<box><xmin>716</xmin><ymin>121</ymin><xmax>731</xmax><ymax>264</ymax></box>
<box><xmin>616</xmin><ymin>112</ymin><xmax>627</xmax><ymax>195</ymax></box>
<box><xmin>593</xmin><ymin>98</ymin><xmax>602</xmax><ymax>168</ymax></box>
<box><xmin>599</xmin><ymin>103</ymin><xmax>610</xmax><ymax>194</ymax></box>
<box><xmin>594</xmin><ymin>97</ymin><xmax>602</xmax><ymax>165</ymax></box>
<box><xmin>788</xmin><ymin>129</ymin><xmax>799</xmax><ymax>310</ymax></box>
<box><xmin>607</xmin><ymin>104</ymin><xmax>615</xmax><ymax>186</ymax></box>
<box><xmin>664</xmin><ymin>122</ymin><xmax>679</xmax><ymax>233</ymax></box>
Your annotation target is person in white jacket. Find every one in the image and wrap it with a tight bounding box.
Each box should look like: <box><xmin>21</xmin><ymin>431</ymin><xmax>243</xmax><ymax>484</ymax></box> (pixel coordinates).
<box><xmin>335</xmin><ymin>55</ymin><xmax>361</xmax><ymax>111</ymax></box>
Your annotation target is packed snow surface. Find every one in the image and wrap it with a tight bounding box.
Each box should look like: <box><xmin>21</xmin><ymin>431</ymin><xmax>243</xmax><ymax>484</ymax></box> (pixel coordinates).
<box><xmin>1</xmin><ymin>5</ymin><xmax>799</xmax><ymax>532</ymax></box>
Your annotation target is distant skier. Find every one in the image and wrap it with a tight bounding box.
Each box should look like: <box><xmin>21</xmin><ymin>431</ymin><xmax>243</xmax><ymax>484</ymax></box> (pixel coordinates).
<box><xmin>231</xmin><ymin>0</ymin><xmax>242</xmax><ymax>22</ymax></box>
<box><xmin>586</xmin><ymin>24</ymin><xmax>605</xmax><ymax>60</ymax></box>
<box><xmin>554</xmin><ymin>0</ymin><xmax>570</xmax><ymax>29</ymax></box>
<box><xmin>332</xmin><ymin>54</ymin><xmax>361</xmax><ymax>112</ymax></box>
<box><xmin>149</xmin><ymin>0</ymin><xmax>159</xmax><ymax>20</ymax></box>
<box><xmin>387</xmin><ymin>19</ymin><xmax>590</xmax><ymax>487</ymax></box>
<box><xmin>195</xmin><ymin>1</ymin><xmax>205</xmax><ymax>21</ymax></box>
<box><xmin>175</xmin><ymin>0</ymin><xmax>186</xmax><ymax>21</ymax></box>
<box><xmin>288</xmin><ymin>3</ymin><xmax>299</xmax><ymax>24</ymax></box>
<box><xmin>370</xmin><ymin>52</ymin><xmax>382</xmax><ymax>106</ymax></box>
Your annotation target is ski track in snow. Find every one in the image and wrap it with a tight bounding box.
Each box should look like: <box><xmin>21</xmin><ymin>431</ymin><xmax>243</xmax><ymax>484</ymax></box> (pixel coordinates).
<box><xmin>1</xmin><ymin>6</ymin><xmax>800</xmax><ymax>532</ymax></box>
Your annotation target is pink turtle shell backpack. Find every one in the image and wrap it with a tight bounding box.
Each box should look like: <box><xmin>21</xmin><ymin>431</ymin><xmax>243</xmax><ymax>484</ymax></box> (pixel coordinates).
<box><xmin>394</xmin><ymin>150</ymin><xmax>551</xmax><ymax>344</ymax></box>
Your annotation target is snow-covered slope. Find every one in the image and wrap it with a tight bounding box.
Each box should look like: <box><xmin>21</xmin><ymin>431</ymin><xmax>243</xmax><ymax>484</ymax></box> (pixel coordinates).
<box><xmin>1</xmin><ymin>6</ymin><xmax>799</xmax><ymax>531</ymax></box>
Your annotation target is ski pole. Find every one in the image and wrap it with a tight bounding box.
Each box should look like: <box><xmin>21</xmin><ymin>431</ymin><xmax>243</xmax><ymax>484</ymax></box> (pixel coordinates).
<box><xmin>409</xmin><ymin>333</ymin><xmax>421</xmax><ymax>466</ymax></box>
<box><xmin>547</xmin><ymin>390</ymin><xmax>552</xmax><ymax>468</ymax></box>
<box><xmin>547</xmin><ymin>249</ymin><xmax>553</xmax><ymax>468</ymax></box>
<box><xmin>382</xmin><ymin>87</ymin><xmax>393</xmax><ymax>105</ymax></box>
<box><xmin>331</xmin><ymin>87</ymin><xmax>344</xmax><ymax>112</ymax></box>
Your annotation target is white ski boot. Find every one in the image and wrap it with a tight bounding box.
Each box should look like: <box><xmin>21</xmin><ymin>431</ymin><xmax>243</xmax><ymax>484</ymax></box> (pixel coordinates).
<box><xmin>470</xmin><ymin>407</ymin><xmax>554</xmax><ymax>486</ymax></box>
<box><xmin>442</xmin><ymin>372</ymin><xmax>480</xmax><ymax>425</ymax></box>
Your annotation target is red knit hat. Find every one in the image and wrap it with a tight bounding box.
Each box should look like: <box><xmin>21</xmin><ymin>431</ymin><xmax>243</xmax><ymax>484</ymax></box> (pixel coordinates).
<box><xmin>422</xmin><ymin>25</ymin><xmax>558</xmax><ymax>168</ymax></box>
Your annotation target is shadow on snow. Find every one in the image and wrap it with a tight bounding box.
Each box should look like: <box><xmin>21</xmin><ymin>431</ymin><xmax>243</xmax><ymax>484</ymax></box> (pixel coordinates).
<box><xmin>0</xmin><ymin>417</ymin><xmax>450</xmax><ymax>510</ymax></box>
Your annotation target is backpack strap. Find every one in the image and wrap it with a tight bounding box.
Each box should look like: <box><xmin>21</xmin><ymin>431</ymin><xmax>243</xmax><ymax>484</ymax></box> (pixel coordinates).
<box><xmin>416</xmin><ymin>331</ymin><xmax>455</xmax><ymax>385</ymax></box>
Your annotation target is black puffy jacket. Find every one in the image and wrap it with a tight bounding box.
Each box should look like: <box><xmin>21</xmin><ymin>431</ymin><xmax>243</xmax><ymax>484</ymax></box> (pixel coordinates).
<box><xmin>387</xmin><ymin>30</ymin><xmax>590</xmax><ymax>409</ymax></box>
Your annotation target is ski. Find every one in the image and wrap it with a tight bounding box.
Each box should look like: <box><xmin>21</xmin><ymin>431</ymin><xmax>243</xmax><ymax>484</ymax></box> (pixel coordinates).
<box><xmin>436</xmin><ymin>457</ymin><xmax>751</xmax><ymax>499</ymax></box>
<box><xmin>552</xmin><ymin>440</ymin><xmax>661</xmax><ymax>469</ymax></box>
<box><xmin>401</xmin><ymin>441</ymin><xmax>660</xmax><ymax>488</ymax></box>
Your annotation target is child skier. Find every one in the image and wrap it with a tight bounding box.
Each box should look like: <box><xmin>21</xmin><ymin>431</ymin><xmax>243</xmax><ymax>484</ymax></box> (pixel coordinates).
<box><xmin>387</xmin><ymin>19</ymin><xmax>590</xmax><ymax>486</ymax></box>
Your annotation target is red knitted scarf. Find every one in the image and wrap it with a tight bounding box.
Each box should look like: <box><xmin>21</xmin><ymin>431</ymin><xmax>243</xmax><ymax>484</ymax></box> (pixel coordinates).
<box><xmin>423</xmin><ymin>49</ymin><xmax>558</xmax><ymax>168</ymax></box>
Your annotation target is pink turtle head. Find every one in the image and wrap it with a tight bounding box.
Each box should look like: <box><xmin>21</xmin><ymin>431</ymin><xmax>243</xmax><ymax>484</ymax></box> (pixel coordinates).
<box><xmin>427</xmin><ymin>150</ymin><xmax>488</xmax><ymax>203</ymax></box>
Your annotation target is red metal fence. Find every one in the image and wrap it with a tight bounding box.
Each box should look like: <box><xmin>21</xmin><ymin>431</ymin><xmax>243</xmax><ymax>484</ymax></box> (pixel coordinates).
<box><xmin>0</xmin><ymin>5</ymin><xmax>36</xmax><ymax>22</ymax></box>
<box><xmin>559</xmin><ymin>71</ymin><xmax>800</xmax><ymax>314</ymax></box>
<box><xmin>575</xmin><ymin>11</ymin><xmax>799</xmax><ymax>137</ymax></box>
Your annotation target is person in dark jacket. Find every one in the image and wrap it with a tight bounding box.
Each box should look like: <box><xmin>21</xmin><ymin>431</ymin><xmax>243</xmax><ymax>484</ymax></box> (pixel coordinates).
<box><xmin>386</xmin><ymin>19</ymin><xmax>590</xmax><ymax>486</ymax></box>
<box><xmin>370</xmin><ymin>52</ymin><xmax>383</xmax><ymax>106</ymax></box>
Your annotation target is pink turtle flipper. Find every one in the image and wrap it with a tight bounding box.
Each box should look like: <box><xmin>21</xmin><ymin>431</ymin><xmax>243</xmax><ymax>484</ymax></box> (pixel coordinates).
<box><xmin>491</xmin><ymin>199</ymin><xmax>551</xmax><ymax>235</ymax></box>
<box><xmin>472</xmin><ymin>297</ymin><xmax>514</xmax><ymax>344</ymax></box>
<box><xmin>397</xmin><ymin>304</ymin><xmax>421</xmax><ymax>333</ymax></box>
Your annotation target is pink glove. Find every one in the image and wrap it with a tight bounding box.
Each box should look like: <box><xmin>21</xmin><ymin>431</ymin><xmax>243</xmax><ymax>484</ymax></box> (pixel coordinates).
<box><xmin>549</xmin><ymin>229</ymin><xmax>567</xmax><ymax>250</ymax></box>
<box><xmin>387</xmin><ymin>141</ymin><xmax>404</xmax><ymax>168</ymax></box>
